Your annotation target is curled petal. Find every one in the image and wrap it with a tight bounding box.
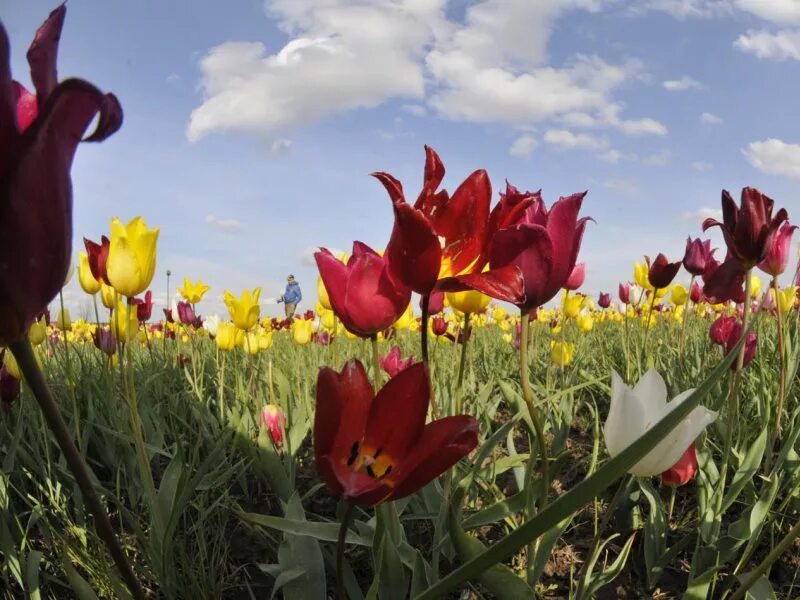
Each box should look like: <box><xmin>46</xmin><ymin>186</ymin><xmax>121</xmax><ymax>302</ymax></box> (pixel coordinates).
<box><xmin>26</xmin><ymin>3</ymin><xmax>65</xmax><ymax>105</ymax></box>
<box><xmin>386</xmin><ymin>202</ymin><xmax>441</xmax><ymax>295</ymax></box>
<box><xmin>371</xmin><ymin>171</ymin><xmax>405</xmax><ymax>204</ymax></box>
<box><xmin>436</xmin><ymin>264</ymin><xmax>525</xmax><ymax>305</ymax></box>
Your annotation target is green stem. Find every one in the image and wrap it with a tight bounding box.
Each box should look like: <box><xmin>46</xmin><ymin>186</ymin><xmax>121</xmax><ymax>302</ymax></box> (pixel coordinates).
<box><xmin>730</xmin><ymin>517</ymin><xmax>800</xmax><ymax>600</ymax></box>
<box><xmin>370</xmin><ymin>335</ymin><xmax>381</xmax><ymax>391</ymax></box>
<box><xmin>768</xmin><ymin>274</ymin><xmax>787</xmax><ymax>469</ymax></box>
<box><xmin>10</xmin><ymin>339</ymin><xmax>145</xmax><ymax>599</ymax></box>
<box><xmin>336</xmin><ymin>503</ymin><xmax>355</xmax><ymax>600</ymax></box>
<box><xmin>679</xmin><ymin>275</ymin><xmax>695</xmax><ymax>356</ymax></box>
<box><xmin>420</xmin><ymin>294</ymin><xmax>430</xmax><ymax>364</ymax></box>
<box><xmin>455</xmin><ymin>312</ymin><xmax>471</xmax><ymax>415</ymax></box>
<box><xmin>642</xmin><ymin>288</ymin><xmax>659</xmax><ymax>365</ymax></box>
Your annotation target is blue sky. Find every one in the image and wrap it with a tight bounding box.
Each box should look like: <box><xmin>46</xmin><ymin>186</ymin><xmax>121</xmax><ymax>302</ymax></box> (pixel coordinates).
<box><xmin>6</xmin><ymin>0</ymin><xmax>800</xmax><ymax>317</ymax></box>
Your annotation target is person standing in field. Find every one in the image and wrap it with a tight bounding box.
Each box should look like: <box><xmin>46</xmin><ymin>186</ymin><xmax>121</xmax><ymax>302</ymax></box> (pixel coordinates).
<box><xmin>278</xmin><ymin>275</ymin><xmax>302</xmax><ymax>318</ymax></box>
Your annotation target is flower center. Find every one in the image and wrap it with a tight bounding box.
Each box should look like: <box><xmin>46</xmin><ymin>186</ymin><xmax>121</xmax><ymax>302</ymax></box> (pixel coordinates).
<box><xmin>347</xmin><ymin>441</ymin><xmax>394</xmax><ymax>480</ymax></box>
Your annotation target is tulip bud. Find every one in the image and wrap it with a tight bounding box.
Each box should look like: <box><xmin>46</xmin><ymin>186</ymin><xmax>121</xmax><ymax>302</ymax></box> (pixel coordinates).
<box><xmin>690</xmin><ymin>280</ymin><xmax>703</xmax><ymax>304</ymax></box>
<box><xmin>598</xmin><ymin>292</ymin><xmax>611</xmax><ymax>309</ymax></box>
<box><xmin>758</xmin><ymin>223</ymin><xmax>797</xmax><ymax>276</ymax></box>
<box><xmin>550</xmin><ymin>341</ymin><xmax>574</xmax><ymax>367</ymax></box>
<box><xmin>564</xmin><ymin>262</ymin><xmax>586</xmax><ymax>291</ymax></box>
<box><xmin>177</xmin><ymin>301</ymin><xmax>197</xmax><ymax>326</ymax></box>
<box><xmin>107</xmin><ymin>217</ymin><xmax>160</xmax><ymax>298</ymax></box>
<box><xmin>646</xmin><ymin>254</ymin><xmax>682</xmax><ymax>289</ymax></box>
<box><xmin>132</xmin><ymin>290</ymin><xmax>153</xmax><ymax>322</ymax></box>
<box><xmin>661</xmin><ymin>442</ymin><xmax>698</xmax><ymax>486</ymax></box>
<box><xmin>431</xmin><ymin>315</ymin><xmax>448</xmax><ymax>336</ymax></box>
<box><xmin>55</xmin><ymin>308</ymin><xmax>71</xmax><ymax>331</ymax></box>
<box><xmin>426</xmin><ymin>291</ymin><xmax>445</xmax><ymax>315</ymax></box>
<box><xmin>682</xmin><ymin>238</ymin><xmax>715</xmax><ymax>277</ymax></box>
<box><xmin>93</xmin><ymin>328</ymin><xmax>117</xmax><ymax>356</ymax></box>
<box><xmin>671</xmin><ymin>284</ymin><xmax>688</xmax><ymax>306</ymax></box>
<box><xmin>618</xmin><ymin>282</ymin><xmax>631</xmax><ymax>304</ymax></box>
<box><xmin>260</xmin><ymin>404</ymin><xmax>287</xmax><ymax>445</ymax></box>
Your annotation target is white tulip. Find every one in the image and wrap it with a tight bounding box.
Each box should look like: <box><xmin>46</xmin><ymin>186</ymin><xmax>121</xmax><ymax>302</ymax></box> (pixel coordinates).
<box><xmin>203</xmin><ymin>314</ymin><xmax>221</xmax><ymax>337</ymax></box>
<box><xmin>604</xmin><ymin>369</ymin><xmax>717</xmax><ymax>477</ymax></box>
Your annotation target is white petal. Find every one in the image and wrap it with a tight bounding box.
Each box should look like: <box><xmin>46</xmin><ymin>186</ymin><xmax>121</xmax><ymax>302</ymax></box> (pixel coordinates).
<box><xmin>604</xmin><ymin>371</ymin><xmax>650</xmax><ymax>458</ymax></box>
<box><xmin>633</xmin><ymin>368</ymin><xmax>668</xmax><ymax>418</ymax></box>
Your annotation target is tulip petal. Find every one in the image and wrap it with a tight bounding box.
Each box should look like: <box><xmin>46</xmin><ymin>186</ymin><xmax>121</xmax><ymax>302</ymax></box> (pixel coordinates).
<box><xmin>371</xmin><ymin>171</ymin><xmax>405</xmax><ymax>204</ymax></box>
<box><xmin>344</xmin><ymin>250</ymin><xmax>411</xmax><ymax>336</ymax></box>
<box><xmin>315</xmin><ymin>249</ymin><xmax>351</xmax><ymax>326</ymax></box>
<box><xmin>26</xmin><ymin>4</ymin><xmax>65</xmax><ymax>104</ymax></box>
<box><xmin>604</xmin><ymin>371</ymin><xmax>652</xmax><ymax>460</ymax></box>
<box><xmin>13</xmin><ymin>82</ymin><xmax>38</xmax><ymax>133</ymax></box>
<box><xmin>435</xmin><ymin>264</ymin><xmax>525</xmax><ymax>305</ymax></box>
<box><xmin>362</xmin><ymin>362</ymin><xmax>430</xmax><ymax>459</ymax></box>
<box><xmin>414</xmin><ymin>144</ymin><xmax>446</xmax><ymax>210</ymax></box>
<box><xmin>632</xmin><ymin>368</ymin><xmax>668</xmax><ymax>414</ymax></box>
<box><xmin>490</xmin><ymin>224</ymin><xmax>553</xmax><ymax>308</ymax></box>
<box><xmin>386</xmin><ymin>202</ymin><xmax>441</xmax><ymax>295</ymax></box>
<box><xmin>386</xmin><ymin>415</ymin><xmax>479</xmax><ymax>500</ymax></box>
<box><xmin>703</xmin><ymin>256</ymin><xmax>746</xmax><ymax>304</ymax></box>
<box><xmin>546</xmin><ymin>192</ymin><xmax>589</xmax><ymax>288</ymax></box>
<box><xmin>0</xmin><ymin>25</ymin><xmax>19</xmax><ymax>173</ymax></box>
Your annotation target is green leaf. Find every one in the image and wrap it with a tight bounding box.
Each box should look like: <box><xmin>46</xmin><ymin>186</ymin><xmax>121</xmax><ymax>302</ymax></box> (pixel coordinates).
<box><xmin>737</xmin><ymin>572</ymin><xmax>777</xmax><ymax>600</ymax></box>
<box><xmin>722</xmin><ymin>428</ymin><xmax>767</xmax><ymax>512</ymax></box>
<box><xmin>275</xmin><ymin>493</ymin><xmax>327</xmax><ymax>600</ymax></box>
<box><xmin>25</xmin><ymin>550</ymin><xmax>42</xmax><ymax>600</ymax></box>
<box><xmin>639</xmin><ymin>478</ymin><xmax>666</xmax><ymax>588</ymax></box>
<box><xmin>62</xmin><ymin>559</ymin><xmax>100</xmax><ymax>600</ymax></box>
<box><xmin>239</xmin><ymin>511</ymin><xmax>371</xmax><ymax>546</ymax></box>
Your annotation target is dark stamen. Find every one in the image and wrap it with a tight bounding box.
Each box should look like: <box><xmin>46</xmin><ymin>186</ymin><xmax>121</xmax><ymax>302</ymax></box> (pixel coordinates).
<box><xmin>347</xmin><ymin>441</ymin><xmax>360</xmax><ymax>466</ymax></box>
<box><xmin>382</xmin><ymin>465</ymin><xmax>393</xmax><ymax>478</ymax></box>
<box><xmin>373</xmin><ymin>448</ymin><xmax>383</xmax><ymax>459</ymax></box>
<box><xmin>366</xmin><ymin>465</ymin><xmax>375</xmax><ymax>478</ymax></box>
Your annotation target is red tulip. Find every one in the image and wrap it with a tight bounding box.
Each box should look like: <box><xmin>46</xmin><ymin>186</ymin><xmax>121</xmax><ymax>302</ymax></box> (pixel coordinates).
<box><xmin>565</xmin><ymin>262</ymin><xmax>586</xmax><ymax>291</ymax></box>
<box><xmin>703</xmin><ymin>188</ymin><xmax>788</xmax><ymax>268</ymax></box>
<box><xmin>163</xmin><ymin>308</ymin><xmax>174</xmax><ymax>324</ymax></box>
<box><xmin>683</xmin><ymin>238</ymin><xmax>715</xmax><ymax>277</ymax></box>
<box><xmin>619</xmin><ymin>282</ymin><xmax>631</xmax><ymax>304</ymax></box>
<box><xmin>758</xmin><ymin>222</ymin><xmax>797</xmax><ymax>277</ymax></box>
<box><xmin>316</xmin><ymin>330</ymin><xmax>331</xmax><ymax>345</ymax></box>
<box><xmin>0</xmin><ymin>6</ymin><xmax>123</xmax><ymax>345</ymax></box>
<box><xmin>702</xmin><ymin>255</ymin><xmax>746</xmax><ymax>304</ymax></box>
<box><xmin>425</xmin><ymin>290</ymin><xmax>445</xmax><ymax>315</ymax></box>
<box><xmin>373</xmin><ymin>147</ymin><xmax>523</xmax><ymax>303</ymax></box>
<box><xmin>314</xmin><ymin>360</ymin><xmax>478</xmax><ymax>505</ymax></box>
<box><xmin>380</xmin><ymin>345</ymin><xmax>414</xmax><ymax>378</ymax></box>
<box><xmin>598</xmin><ymin>292</ymin><xmax>611</xmax><ymax>309</ymax></box>
<box><xmin>709</xmin><ymin>315</ymin><xmax>756</xmax><ymax>370</ymax></box>
<box><xmin>661</xmin><ymin>442</ymin><xmax>697</xmax><ymax>487</ymax></box>
<box><xmin>177</xmin><ymin>301</ymin><xmax>196</xmax><ymax>326</ymax></box>
<box><xmin>132</xmin><ymin>290</ymin><xmax>153</xmax><ymax>322</ymax></box>
<box><xmin>439</xmin><ymin>190</ymin><xmax>590</xmax><ymax>311</ymax></box>
<box><xmin>84</xmin><ymin>236</ymin><xmax>111</xmax><ymax>285</ymax></box>
<box><xmin>431</xmin><ymin>315</ymin><xmax>447</xmax><ymax>336</ymax></box>
<box><xmin>315</xmin><ymin>242</ymin><xmax>411</xmax><ymax>338</ymax></box>
<box><xmin>646</xmin><ymin>254</ymin><xmax>681</xmax><ymax>289</ymax></box>
<box><xmin>690</xmin><ymin>280</ymin><xmax>703</xmax><ymax>304</ymax></box>
<box><xmin>260</xmin><ymin>404</ymin><xmax>287</xmax><ymax>445</ymax></box>
<box><xmin>709</xmin><ymin>315</ymin><xmax>737</xmax><ymax>345</ymax></box>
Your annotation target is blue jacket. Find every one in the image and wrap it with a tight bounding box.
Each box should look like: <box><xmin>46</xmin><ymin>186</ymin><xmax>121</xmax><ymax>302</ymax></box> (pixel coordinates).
<box><xmin>282</xmin><ymin>281</ymin><xmax>302</xmax><ymax>304</ymax></box>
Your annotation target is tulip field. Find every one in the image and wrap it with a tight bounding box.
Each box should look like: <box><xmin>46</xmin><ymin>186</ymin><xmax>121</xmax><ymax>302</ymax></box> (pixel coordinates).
<box><xmin>5</xmin><ymin>6</ymin><xmax>800</xmax><ymax>600</ymax></box>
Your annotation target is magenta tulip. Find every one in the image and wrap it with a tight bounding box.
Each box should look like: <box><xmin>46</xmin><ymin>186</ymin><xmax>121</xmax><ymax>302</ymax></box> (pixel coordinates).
<box><xmin>758</xmin><ymin>222</ymin><xmax>797</xmax><ymax>276</ymax></box>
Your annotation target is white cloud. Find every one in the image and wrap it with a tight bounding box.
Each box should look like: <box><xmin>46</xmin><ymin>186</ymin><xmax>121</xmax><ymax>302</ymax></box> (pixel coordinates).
<box><xmin>300</xmin><ymin>245</ymin><xmax>345</xmax><ymax>267</ymax></box>
<box><xmin>271</xmin><ymin>138</ymin><xmax>292</xmax><ymax>153</ymax></box>
<box><xmin>401</xmin><ymin>104</ymin><xmax>427</xmax><ymax>117</ymax></box>
<box><xmin>700</xmin><ymin>111</ymin><xmax>723</xmax><ymax>124</ymax></box>
<box><xmin>663</xmin><ymin>75</ymin><xmax>703</xmax><ymax>91</ymax></box>
<box><xmin>735</xmin><ymin>29</ymin><xmax>800</xmax><ymax>61</ymax></box>
<box><xmin>682</xmin><ymin>207</ymin><xmax>722</xmax><ymax>221</ymax></box>
<box><xmin>735</xmin><ymin>0</ymin><xmax>800</xmax><ymax>24</ymax></box>
<box><xmin>509</xmin><ymin>134</ymin><xmax>537</xmax><ymax>157</ymax></box>
<box><xmin>642</xmin><ymin>149</ymin><xmax>672</xmax><ymax>166</ymax></box>
<box><xmin>206</xmin><ymin>215</ymin><xmax>244</xmax><ymax>232</ymax></box>
<box><xmin>604</xmin><ymin>178</ymin><xmax>640</xmax><ymax>197</ymax></box>
<box><xmin>743</xmin><ymin>138</ymin><xmax>800</xmax><ymax>179</ymax></box>
<box><xmin>633</xmin><ymin>0</ymin><xmax>732</xmax><ymax>19</ymax></box>
<box><xmin>692</xmin><ymin>160</ymin><xmax>713</xmax><ymax>171</ymax></box>
<box><xmin>544</xmin><ymin>129</ymin><xmax>607</xmax><ymax>150</ymax></box>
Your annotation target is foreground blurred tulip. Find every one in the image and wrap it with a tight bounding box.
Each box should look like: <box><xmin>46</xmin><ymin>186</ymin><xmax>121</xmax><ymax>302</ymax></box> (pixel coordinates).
<box><xmin>647</xmin><ymin>254</ymin><xmax>681</xmax><ymax>289</ymax></box>
<box><xmin>314</xmin><ymin>360</ymin><xmax>478</xmax><ymax>505</ymax></box>
<box><xmin>671</xmin><ymin>284</ymin><xmax>688</xmax><ymax>306</ymax></box>
<box><xmin>178</xmin><ymin>278</ymin><xmax>209</xmax><ymax>304</ymax></box>
<box><xmin>380</xmin><ymin>345</ymin><xmax>414</xmax><ymax>378</ymax></box>
<box><xmin>28</xmin><ymin>316</ymin><xmax>46</xmax><ymax>346</ymax></box>
<box><xmin>77</xmin><ymin>251</ymin><xmax>101</xmax><ymax>294</ymax></box>
<box><xmin>703</xmin><ymin>187</ymin><xmax>788</xmax><ymax>268</ymax></box>
<box><xmin>315</xmin><ymin>242</ymin><xmax>411</xmax><ymax>338</ymax></box>
<box><xmin>93</xmin><ymin>328</ymin><xmax>117</xmax><ymax>356</ymax></box>
<box><xmin>2</xmin><ymin>349</ymin><xmax>21</xmax><ymax>380</ymax></box>
<box><xmin>446</xmin><ymin>289</ymin><xmax>491</xmax><ymax>315</ymax></box>
<box><xmin>0</xmin><ymin>364</ymin><xmax>19</xmax><ymax>411</ymax></box>
<box><xmin>84</xmin><ymin>236</ymin><xmax>110</xmax><ymax>285</ymax></box>
<box><xmin>683</xmin><ymin>238</ymin><xmax>715</xmax><ymax>277</ymax></box>
<box><xmin>215</xmin><ymin>321</ymin><xmax>240</xmax><ymax>351</ymax></box>
<box><xmin>224</xmin><ymin>288</ymin><xmax>261</xmax><ymax>331</ymax></box>
<box><xmin>758</xmin><ymin>222</ymin><xmax>797</xmax><ymax>277</ymax></box>
<box><xmin>0</xmin><ymin>10</ymin><xmax>122</xmax><ymax>344</ymax></box>
<box><xmin>106</xmin><ymin>217</ymin><xmax>159</xmax><ymax>298</ymax></box>
<box><xmin>100</xmin><ymin>283</ymin><xmax>116</xmax><ymax>310</ymax></box>
<box><xmin>604</xmin><ymin>370</ymin><xmax>717</xmax><ymax>476</ymax></box>
<box><xmin>260</xmin><ymin>404</ymin><xmax>286</xmax><ymax>445</ymax></box>
<box><xmin>661</xmin><ymin>442</ymin><xmax>698</xmax><ymax>487</ymax></box>
<box><xmin>565</xmin><ymin>262</ymin><xmax>585</xmax><ymax>291</ymax></box>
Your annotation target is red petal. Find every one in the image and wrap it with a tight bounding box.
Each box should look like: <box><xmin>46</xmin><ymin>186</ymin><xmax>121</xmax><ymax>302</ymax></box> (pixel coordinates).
<box><xmin>0</xmin><ymin>24</ymin><xmax>18</xmax><ymax>176</ymax></box>
<box><xmin>702</xmin><ymin>256</ymin><xmax>746</xmax><ymax>304</ymax></box>
<box><xmin>13</xmin><ymin>82</ymin><xmax>38</xmax><ymax>133</ymax></box>
<box><xmin>436</xmin><ymin>264</ymin><xmax>525</xmax><ymax>305</ymax></box>
<box><xmin>26</xmin><ymin>4</ymin><xmax>66</xmax><ymax>105</ymax></box>
<box><xmin>315</xmin><ymin>248</ymin><xmax>351</xmax><ymax>326</ymax></box>
<box><xmin>545</xmin><ymin>191</ymin><xmax>588</xmax><ymax>290</ymax></box>
<box><xmin>343</xmin><ymin>249</ymin><xmax>410</xmax><ymax>336</ymax></box>
<box><xmin>387</xmin><ymin>416</ymin><xmax>479</xmax><ymax>500</ymax></box>
<box><xmin>386</xmin><ymin>202</ymin><xmax>441</xmax><ymax>295</ymax></box>
<box><xmin>371</xmin><ymin>171</ymin><xmax>405</xmax><ymax>204</ymax></box>
<box><xmin>414</xmin><ymin>145</ymin><xmax>447</xmax><ymax>211</ymax></box>
<box><xmin>490</xmin><ymin>224</ymin><xmax>554</xmax><ymax>308</ymax></box>
<box><xmin>362</xmin><ymin>362</ymin><xmax>430</xmax><ymax>459</ymax></box>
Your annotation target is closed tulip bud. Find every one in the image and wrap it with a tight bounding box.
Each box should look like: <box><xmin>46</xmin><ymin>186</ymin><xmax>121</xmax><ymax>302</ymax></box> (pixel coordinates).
<box><xmin>550</xmin><ymin>341</ymin><xmax>574</xmax><ymax>366</ymax></box>
<box><xmin>224</xmin><ymin>288</ymin><xmax>261</xmax><ymax>331</ymax></box>
<box><xmin>260</xmin><ymin>404</ymin><xmax>287</xmax><ymax>445</ymax></box>
<box><xmin>291</xmin><ymin>318</ymin><xmax>314</xmax><ymax>345</ymax></box>
<box><xmin>177</xmin><ymin>301</ymin><xmax>196</xmax><ymax>326</ymax></box>
<box><xmin>646</xmin><ymin>254</ymin><xmax>682</xmax><ymax>289</ymax></box>
<box><xmin>682</xmin><ymin>238</ymin><xmax>715</xmax><ymax>277</ymax></box>
<box><xmin>258</xmin><ymin>329</ymin><xmax>273</xmax><ymax>350</ymax></box>
<box><xmin>77</xmin><ymin>251</ymin><xmax>101</xmax><ymax>294</ymax></box>
<box><xmin>690</xmin><ymin>280</ymin><xmax>703</xmax><ymax>304</ymax></box>
<box><xmin>202</xmin><ymin>314</ymin><xmax>220</xmax><ymax>337</ymax></box>
<box><xmin>598</xmin><ymin>292</ymin><xmax>611</xmax><ymax>309</ymax></box>
<box><xmin>634</xmin><ymin>261</ymin><xmax>653</xmax><ymax>291</ymax></box>
<box><xmin>110</xmin><ymin>301</ymin><xmax>139</xmax><ymax>343</ymax></box>
<box><xmin>2</xmin><ymin>350</ymin><xmax>21</xmax><ymax>380</ymax></box>
<box><xmin>107</xmin><ymin>217</ymin><xmax>160</xmax><ymax>298</ymax></box>
<box><xmin>380</xmin><ymin>345</ymin><xmax>415</xmax><ymax>378</ymax></box>
<box><xmin>750</xmin><ymin>274</ymin><xmax>762</xmax><ymax>299</ymax></box>
<box><xmin>662</xmin><ymin>443</ymin><xmax>698</xmax><ymax>487</ymax></box>
<box><xmin>446</xmin><ymin>289</ymin><xmax>491</xmax><ymax>315</ymax></box>
<box><xmin>178</xmin><ymin>278</ymin><xmax>210</xmax><ymax>304</ymax></box>
<box><xmin>84</xmin><ymin>236</ymin><xmax>111</xmax><ymax>285</ymax></box>
<box><xmin>431</xmin><ymin>315</ymin><xmax>448</xmax><ymax>336</ymax></box>
<box><xmin>619</xmin><ymin>282</ymin><xmax>631</xmax><ymax>304</ymax></box>
<box><xmin>215</xmin><ymin>321</ymin><xmax>239</xmax><ymax>351</ymax></box>
<box><xmin>317</xmin><ymin>276</ymin><xmax>332</xmax><ymax>311</ymax></box>
<box><xmin>243</xmin><ymin>331</ymin><xmax>260</xmax><ymax>355</ymax></box>
<box><xmin>426</xmin><ymin>290</ymin><xmax>445</xmax><ymax>315</ymax></box>
<box><xmin>55</xmin><ymin>308</ymin><xmax>71</xmax><ymax>331</ymax></box>
<box><xmin>100</xmin><ymin>283</ymin><xmax>116</xmax><ymax>310</ymax></box>
<box><xmin>28</xmin><ymin>316</ymin><xmax>47</xmax><ymax>346</ymax></box>
<box><xmin>93</xmin><ymin>328</ymin><xmax>117</xmax><ymax>356</ymax></box>
<box><xmin>671</xmin><ymin>284</ymin><xmax>688</xmax><ymax>306</ymax></box>
<box><xmin>564</xmin><ymin>262</ymin><xmax>586</xmax><ymax>291</ymax></box>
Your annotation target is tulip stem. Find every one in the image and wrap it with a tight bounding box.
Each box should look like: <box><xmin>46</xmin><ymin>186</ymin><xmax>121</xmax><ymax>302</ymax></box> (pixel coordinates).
<box><xmin>10</xmin><ymin>339</ymin><xmax>145</xmax><ymax>599</ymax></box>
<box><xmin>730</xmin><ymin>516</ymin><xmax>800</xmax><ymax>600</ymax></box>
<box><xmin>336</xmin><ymin>502</ymin><xmax>355</xmax><ymax>600</ymax></box>
<box><xmin>370</xmin><ymin>335</ymin><xmax>382</xmax><ymax>391</ymax></box>
<box><xmin>642</xmin><ymin>289</ymin><xmax>658</xmax><ymax>366</ymax></box>
<box><xmin>420</xmin><ymin>294</ymin><xmax>430</xmax><ymax>364</ymax></box>
<box><xmin>768</xmin><ymin>274</ymin><xmax>787</xmax><ymax>469</ymax></box>
<box><xmin>679</xmin><ymin>276</ymin><xmax>695</xmax><ymax>356</ymax></box>
<box><xmin>455</xmin><ymin>312</ymin><xmax>471</xmax><ymax>414</ymax></box>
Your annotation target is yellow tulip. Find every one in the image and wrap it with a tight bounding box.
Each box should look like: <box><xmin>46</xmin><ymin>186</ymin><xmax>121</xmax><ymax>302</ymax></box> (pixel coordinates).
<box><xmin>178</xmin><ymin>278</ymin><xmax>210</xmax><ymax>304</ymax></box>
<box><xmin>320</xmin><ymin>309</ymin><xmax>335</xmax><ymax>331</ymax></box>
<box><xmin>258</xmin><ymin>329</ymin><xmax>273</xmax><ymax>350</ymax></box>
<box><xmin>77</xmin><ymin>251</ymin><xmax>101</xmax><ymax>295</ymax></box>
<box><xmin>28</xmin><ymin>316</ymin><xmax>47</xmax><ymax>346</ymax></box>
<box><xmin>576</xmin><ymin>312</ymin><xmax>594</xmax><ymax>333</ymax></box>
<box><xmin>3</xmin><ymin>350</ymin><xmax>21</xmax><ymax>379</ymax></box>
<box><xmin>562</xmin><ymin>293</ymin><xmax>585</xmax><ymax>319</ymax></box>
<box><xmin>550</xmin><ymin>341</ymin><xmax>574</xmax><ymax>367</ymax></box>
<box><xmin>750</xmin><ymin>274</ymin><xmax>762</xmax><ymax>299</ymax></box>
<box><xmin>502</xmin><ymin>333</ymin><xmax>513</xmax><ymax>344</ymax></box>
<box><xmin>292</xmin><ymin>319</ymin><xmax>314</xmax><ymax>345</ymax></box>
<box><xmin>243</xmin><ymin>331</ymin><xmax>260</xmax><ymax>355</ymax></box>
<box><xmin>106</xmin><ymin>216</ymin><xmax>160</xmax><ymax>297</ymax></box>
<box><xmin>446</xmin><ymin>290</ymin><xmax>491</xmax><ymax>315</ymax></box>
<box><xmin>671</xmin><ymin>284</ymin><xmax>688</xmax><ymax>306</ymax></box>
<box><xmin>498</xmin><ymin>319</ymin><xmax>511</xmax><ymax>332</ymax></box>
<box><xmin>224</xmin><ymin>288</ymin><xmax>261</xmax><ymax>331</ymax></box>
<box><xmin>215</xmin><ymin>321</ymin><xmax>240</xmax><ymax>351</ymax></box>
<box><xmin>393</xmin><ymin>304</ymin><xmax>414</xmax><ymax>330</ymax></box>
<box><xmin>110</xmin><ymin>301</ymin><xmax>139</xmax><ymax>343</ymax></box>
<box><xmin>633</xmin><ymin>261</ymin><xmax>653</xmax><ymax>291</ymax></box>
<box><xmin>492</xmin><ymin>306</ymin><xmax>507</xmax><ymax>322</ymax></box>
<box><xmin>774</xmin><ymin>286</ymin><xmax>797</xmax><ymax>316</ymax></box>
<box><xmin>100</xmin><ymin>283</ymin><xmax>116</xmax><ymax>309</ymax></box>
<box><xmin>318</xmin><ymin>276</ymin><xmax>332</xmax><ymax>311</ymax></box>
<box><xmin>55</xmin><ymin>308</ymin><xmax>71</xmax><ymax>331</ymax></box>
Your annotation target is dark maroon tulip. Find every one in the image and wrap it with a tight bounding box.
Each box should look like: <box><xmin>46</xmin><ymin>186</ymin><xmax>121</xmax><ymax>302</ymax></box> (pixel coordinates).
<box><xmin>315</xmin><ymin>242</ymin><xmax>411</xmax><ymax>338</ymax></box>
<box><xmin>439</xmin><ymin>190</ymin><xmax>591</xmax><ymax>311</ymax></box>
<box><xmin>84</xmin><ymin>235</ymin><xmax>111</xmax><ymax>285</ymax></box>
<box><xmin>177</xmin><ymin>301</ymin><xmax>196</xmax><ymax>326</ymax></box>
<box><xmin>316</xmin><ymin>330</ymin><xmax>331</xmax><ymax>346</ymax></box>
<box><xmin>93</xmin><ymin>327</ymin><xmax>117</xmax><ymax>356</ymax></box>
<box><xmin>431</xmin><ymin>315</ymin><xmax>447</xmax><ymax>336</ymax></box>
<box><xmin>646</xmin><ymin>254</ymin><xmax>681</xmax><ymax>289</ymax></box>
<box><xmin>619</xmin><ymin>282</ymin><xmax>631</xmax><ymax>304</ymax></box>
<box><xmin>565</xmin><ymin>262</ymin><xmax>585</xmax><ymax>291</ymax></box>
<box><xmin>703</xmin><ymin>188</ymin><xmax>788</xmax><ymax>268</ymax></box>
<box><xmin>132</xmin><ymin>290</ymin><xmax>153</xmax><ymax>322</ymax></box>
<box><xmin>758</xmin><ymin>222</ymin><xmax>797</xmax><ymax>277</ymax></box>
<box><xmin>163</xmin><ymin>308</ymin><xmax>174</xmax><ymax>323</ymax></box>
<box><xmin>703</xmin><ymin>256</ymin><xmax>746</xmax><ymax>304</ymax></box>
<box><xmin>380</xmin><ymin>345</ymin><xmax>414</xmax><ymax>378</ymax></box>
<box><xmin>0</xmin><ymin>363</ymin><xmax>19</xmax><ymax>412</ymax></box>
<box><xmin>690</xmin><ymin>280</ymin><xmax>703</xmax><ymax>304</ymax></box>
<box><xmin>0</xmin><ymin>6</ymin><xmax>123</xmax><ymax>345</ymax></box>
<box><xmin>598</xmin><ymin>292</ymin><xmax>611</xmax><ymax>309</ymax></box>
<box><xmin>683</xmin><ymin>238</ymin><xmax>715</xmax><ymax>277</ymax></box>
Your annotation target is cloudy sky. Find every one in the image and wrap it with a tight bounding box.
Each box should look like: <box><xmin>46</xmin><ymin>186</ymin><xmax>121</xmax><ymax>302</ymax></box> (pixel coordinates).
<box><xmin>6</xmin><ymin>0</ymin><xmax>800</xmax><ymax>316</ymax></box>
